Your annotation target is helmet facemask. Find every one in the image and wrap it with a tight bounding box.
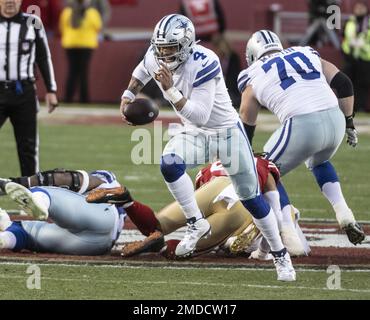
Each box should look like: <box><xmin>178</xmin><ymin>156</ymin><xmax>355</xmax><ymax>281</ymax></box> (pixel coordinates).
<box><xmin>152</xmin><ymin>42</ymin><xmax>185</xmax><ymax>71</ymax></box>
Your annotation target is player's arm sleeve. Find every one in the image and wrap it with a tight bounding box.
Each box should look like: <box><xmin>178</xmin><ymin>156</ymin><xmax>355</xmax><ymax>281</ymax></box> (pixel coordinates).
<box><xmin>132</xmin><ymin>60</ymin><xmax>152</xmax><ymax>87</ymax></box>
<box><xmin>237</xmin><ymin>69</ymin><xmax>261</xmax><ymax>143</ymax></box>
<box><xmin>321</xmin><ymin>58</ymin><xmax>354</xmax><ymax>117</ymax></box>
<box><xmin>237</xmin><ymin>69</ymin><xmax>251</xmax><ymax>94</ymax></box>
<box><xmin>35</xmin><ymin>17</ymin><xmax>57</xmax><ymax>93</ymax></box>
<box><xmin>179</xmin><ymin>78</ymin><xmax>216</xmax><ymax>126</ymax></box>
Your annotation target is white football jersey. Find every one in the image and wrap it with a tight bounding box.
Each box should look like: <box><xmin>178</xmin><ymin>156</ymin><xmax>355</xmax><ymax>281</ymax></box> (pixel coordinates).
<box><xmin>237</xmin><ymin>46</ymin><xmax>339</xmax><ymax>123</ymax></box>
<box><xmin>133</xmin><ymin>44</ymin><xmax>239</xmax><ymax>130</ymax></box>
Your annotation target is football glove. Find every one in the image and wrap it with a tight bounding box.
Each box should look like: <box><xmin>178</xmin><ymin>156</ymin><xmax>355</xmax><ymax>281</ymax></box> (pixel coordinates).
<box><xmin>345</xmin><ymin>115</ymin><xmax>358</xmax><ymax>147</ymax></box>
<box><xmin>86</xmin><ymin>186</ymin><xmax>133</xmax><ymax>206</ymax></box>
<box><xmin>121</xmin><ymin>231</ymin><xmax>164</xmax><ymax>257</ymax></box>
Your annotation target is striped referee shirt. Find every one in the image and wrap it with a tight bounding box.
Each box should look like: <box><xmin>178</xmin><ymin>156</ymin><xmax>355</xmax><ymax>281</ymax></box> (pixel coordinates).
<box><xmin>0</xmin><ymin>12</ymin><xmax>57</xmax><ymax>92</ymax></box>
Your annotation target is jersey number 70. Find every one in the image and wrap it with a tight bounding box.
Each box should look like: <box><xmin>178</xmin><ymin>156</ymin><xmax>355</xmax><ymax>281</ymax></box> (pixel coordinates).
<box><xmin>262</xmin><ymin>52</ymin><xmax>320</xmax><ymax>90</ymax></box>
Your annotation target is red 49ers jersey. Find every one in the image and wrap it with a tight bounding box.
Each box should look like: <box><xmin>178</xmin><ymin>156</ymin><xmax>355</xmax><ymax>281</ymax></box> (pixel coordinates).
<box><xmin>195</xmin><ymin>157</ymin><xmax>280</xmax><ymax>192</ymax></box>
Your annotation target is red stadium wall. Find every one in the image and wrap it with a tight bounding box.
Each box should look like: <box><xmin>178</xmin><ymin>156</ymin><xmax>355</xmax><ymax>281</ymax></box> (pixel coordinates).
<box><xmin>38</xmin><ymin>40</ymin><xmax>343</xmax><ymax>104</ymax></box>
<box><xmin>34</xmin><ymin>0</ymin><xmax>360</xmax><ymax>104</ymax></box>
<box><xmin>107</xmin><ymin>0</ymin><xmax>355</xmax><ymax>30</ymax></box>
<box><xmin>39</xmin><ymin>39</ymin><xmax>149</xmax><ymax>103</ymax></box>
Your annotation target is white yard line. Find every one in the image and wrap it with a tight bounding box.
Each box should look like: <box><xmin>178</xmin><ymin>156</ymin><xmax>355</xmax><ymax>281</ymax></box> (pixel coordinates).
<box><xmin>0</xmin><ymin>273</ymin><xmax>368</xmax><ymax>294</ymax></box>
<box><xmin>0</xmin><ymin>261</ymin><xmax>369</xmax><ymax>273</ymax></box>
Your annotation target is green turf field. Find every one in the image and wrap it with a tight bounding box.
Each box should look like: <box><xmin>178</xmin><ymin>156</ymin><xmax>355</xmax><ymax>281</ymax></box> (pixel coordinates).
<box><xmin>0</xmin><ymin>263</ymin><xmax>369</xmax><ymax>300</ymax></box>
<box><xmin>0</xmin><ymin>110</ymin><xmax>369</xmax><ymax>300</ymax></box>
<box><xmin>0</xmin><ymin>116</ymin><xmax>369</xmax><ymax>221</ymax></box>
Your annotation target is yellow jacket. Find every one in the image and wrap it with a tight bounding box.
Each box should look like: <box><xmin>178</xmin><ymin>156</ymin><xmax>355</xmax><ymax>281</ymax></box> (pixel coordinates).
<box><xmin>342</xmin><ymin>15</ymin><xmax>370</xmax><ymax>61</ymax></box>
<box><xmin>60</xmin><ymin>7</ymin><xmax>102</xmax><ymax>49</ymax></box>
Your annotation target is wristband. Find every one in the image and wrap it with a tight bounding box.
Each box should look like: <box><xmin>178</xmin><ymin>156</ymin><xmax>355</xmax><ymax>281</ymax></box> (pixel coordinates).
<box><xmin>243</xmin><ymin>123</ymin><xmax>256</xmax><ymax>144</ymax></box>
<box><xmin>345</xmin><ymin>114</ymin><xmax>355</xmax><ymax>129</ymax></box>
<box><xmin>121</xmin><ymin>90</ymin><xmax>136</xmax><ymax>101</ymax></box>
<box><xmin>164</xmin><ymin>87</ymin><xmax>183</xmax><ymax>104</ymax></box>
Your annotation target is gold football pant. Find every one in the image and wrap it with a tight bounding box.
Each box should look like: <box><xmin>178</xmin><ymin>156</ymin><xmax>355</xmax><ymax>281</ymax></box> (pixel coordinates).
<box><xmin>156</xmin><ymin>177</ymin><xmax>254</xmax><ymax>252</ymax></box>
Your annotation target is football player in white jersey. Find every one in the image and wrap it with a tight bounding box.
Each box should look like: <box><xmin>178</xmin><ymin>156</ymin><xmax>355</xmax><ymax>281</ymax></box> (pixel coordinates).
<box><xmin>238</xmin><ymin>30</ymin><xmax>365</xmax><ymax>245</ymax></box>
<box><xmin>120</xmin><ymin>15</ymin><xmax>296</xmax><ymax>281</ymax></box>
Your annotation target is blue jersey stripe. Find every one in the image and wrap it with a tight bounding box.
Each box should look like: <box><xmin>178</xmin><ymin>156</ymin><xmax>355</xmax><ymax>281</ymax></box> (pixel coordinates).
<box><xmin>195</xmin><ymin>60</ymin><xmax>218</xmax><ymax>80</ymax></box>
<box><xmin>238</xmin><ymin>77</ymin><xmax>250</xmax><ymax>93</ymax></box>
<box><xmin>237</xmin><ymin>73</ymin><xmax>249</xmax><ymax>84</ymax></box>
<box><xmin>193</xmin><ymin>67</ymin><xmax>221</xmax><ymax>87</ymax></box>
<box><xmin>309</xmin><ymin>48</ymin><xmax>320</xmax><ymax>57</ymax></box>
<box><xmin>272</xmin><ymin>119</ymin><xmax>293</xmax><ymax>162</ymax></box>
<box><xmin>91</xmin><ymin>170</ymin><xmax>114</xmax><ymax>183</ymax></box>
<box><xmin>266</xmin><ymin>120</ymin><xmax>289</xmax><ymax>160</ymax></box>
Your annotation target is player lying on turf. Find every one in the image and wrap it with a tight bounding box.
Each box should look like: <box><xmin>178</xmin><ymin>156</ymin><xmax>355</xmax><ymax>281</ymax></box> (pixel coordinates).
<box><xmin>0</xmin><ymin>170</ymin><xmax>126</xmax><ymax>255</ymax></box>
<box><xmin>87</xmin><ymin>157</ymin><xmax>310</xmax><ymax>260</ymax></box>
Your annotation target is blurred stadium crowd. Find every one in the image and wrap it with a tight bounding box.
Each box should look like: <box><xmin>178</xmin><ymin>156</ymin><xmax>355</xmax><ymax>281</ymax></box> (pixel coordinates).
<box><xmin>23</xmin><ymin>0</ymin><xmax>370</xmax><ymax>112</ymax></box>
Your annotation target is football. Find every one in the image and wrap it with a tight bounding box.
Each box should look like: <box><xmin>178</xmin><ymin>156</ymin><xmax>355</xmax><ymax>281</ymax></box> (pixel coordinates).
<box><xmin>123</xmin><ymin>98</ymin><xmax>159</xmax><ymax>125</ymax></box>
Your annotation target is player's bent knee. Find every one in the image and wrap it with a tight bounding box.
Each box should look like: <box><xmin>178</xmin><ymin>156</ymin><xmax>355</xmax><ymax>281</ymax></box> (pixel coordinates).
<box><xmin>241</xmin><ymin>195</ymin><xmax>270</xmax><ymax>219</ymax></box>
<box><xmin>160</xmin><ymin>154</ymin><xmax>186</xmax><ymax>183</ymax></box>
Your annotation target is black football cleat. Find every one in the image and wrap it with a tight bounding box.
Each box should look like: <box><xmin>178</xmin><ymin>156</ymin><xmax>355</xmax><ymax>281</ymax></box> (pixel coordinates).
<box><xmin>343</xmin><ymin>222</ymin><xmax>366</xmax><ymax>245</ymax></box>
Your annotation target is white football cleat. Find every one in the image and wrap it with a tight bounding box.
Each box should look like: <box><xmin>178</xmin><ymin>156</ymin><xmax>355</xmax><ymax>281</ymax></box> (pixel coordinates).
<box><xmin>272</xmin><ymin>248</ymin><xmax>296</xmax><ymax>282</ymax></box>
<box><xmin>175</xmin><ymin>217</ymin><xmax>211</xmax><ymax>257</ymax></box>
<box><xmin>0</xmin><ymin>208</ymin><xmax>12</xmax><ymax>231</ymax></box>
<box><xmin>280</xmin><ymin>224</ymin><xmax>306</xmax><ymax>256</ymax></box>
<box><xmin>5</xmin><ymin>182</ymin><xmax>49</xmax><ymax>220</ymax></box>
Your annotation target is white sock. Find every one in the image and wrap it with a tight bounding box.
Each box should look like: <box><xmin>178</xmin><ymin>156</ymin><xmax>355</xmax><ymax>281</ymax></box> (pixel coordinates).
<box><xmin>0</xmin><ymin>231</ymin><xmax>17</xmax><ymax>249</ymax></box>
<box><xmin>322</xmin><ymin>182</ymin><xmax>355</xmax><ymax>226</ymax></box>
<box><xmin>166</xmin><ymin>173</ymin><xmax>202</xmax><ymax>220</ymax></box>
<box><xmin>32</xmin><ymin>191</ymin><xmax>51</xmax><ymax>210</ymax></box>
<box><xmin>322</xmin><ymin>182</ymin><xmax>346</xmax><ymax>206</ymax></box>
<box><xmin>263</xmin><ymin>191</ymin><xmax>283</xmax><ymax>230</ymax></box>
<box><xmin>253</xmin><ymin>209</ymin><xmax>284</xmax><ymax>252</ymax></box>
<box><xmin>281</xmin><ymin>205</ymin><xmax>296</xmax><ymax>228</ymax></box>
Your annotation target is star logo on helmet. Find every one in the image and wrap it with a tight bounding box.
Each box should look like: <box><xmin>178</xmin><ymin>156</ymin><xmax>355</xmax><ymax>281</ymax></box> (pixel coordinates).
<box><xmin>176</xmin><ymin>20</ymin><xmax>188</xmax><ymax>30</ymax></box>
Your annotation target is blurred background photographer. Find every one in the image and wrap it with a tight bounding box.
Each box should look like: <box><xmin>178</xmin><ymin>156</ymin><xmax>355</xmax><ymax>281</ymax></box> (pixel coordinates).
<box><xmin>342</xmin><ymin>1</ymin><xmax>370</xmax><ymax>112</ymax></box>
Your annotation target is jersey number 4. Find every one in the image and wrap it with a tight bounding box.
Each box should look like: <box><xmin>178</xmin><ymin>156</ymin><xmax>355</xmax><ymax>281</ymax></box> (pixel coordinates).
<box><xmin>262</xmin><ymin>52</ymin><xmax>320</xmax><ymax>90</ymax></box>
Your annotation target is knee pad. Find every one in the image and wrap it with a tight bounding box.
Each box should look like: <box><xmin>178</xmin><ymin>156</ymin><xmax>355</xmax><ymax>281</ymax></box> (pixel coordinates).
<box><xmin>312</xmin><ymin>161</ymin><xmax>339</xmax><ymax>189</ymax></box>
<box><xmin>36</xmin><ymin>168</ymin><xmax>88</xmax><ymax>193</ymax></box>
<box><xmin>160</xmin><ymin>154</ymin><xmax>186</xmax><ymax>183</ymax></box>
<box><xmin>241</xmin><ymin>195</ymin><xmax>270</xmax><ymax>219</ymax></box>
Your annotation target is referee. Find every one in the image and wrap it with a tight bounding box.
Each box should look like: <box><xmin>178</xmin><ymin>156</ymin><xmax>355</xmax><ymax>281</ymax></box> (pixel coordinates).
<box><xmin>0</xmin><ymin>0</ymin><xmax>58</xmax><ymax>176</ymax></box>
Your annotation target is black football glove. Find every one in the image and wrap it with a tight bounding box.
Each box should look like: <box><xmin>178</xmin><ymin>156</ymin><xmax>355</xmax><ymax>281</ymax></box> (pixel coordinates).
<box><xmin>345</xmin><ymin>115</ymin><xmax>358</xmax><ymax>147</ymax></box>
